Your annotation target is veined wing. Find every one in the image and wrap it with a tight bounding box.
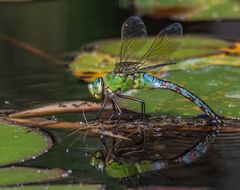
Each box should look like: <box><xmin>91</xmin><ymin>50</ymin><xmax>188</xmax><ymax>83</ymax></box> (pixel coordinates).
<box><xmin>114</xmin><ymin>16</ymin><xmax>182</xmax><ymax>74</ymax></box>
<box><xmin>114</xmin><ymin>16</ymin><xmax>148</xmax><ymax>73</ymax></box>
<box><xmin>136</xmin><ymin>22</ymin><xmax>182</xmax><ymax>73</ymax></box>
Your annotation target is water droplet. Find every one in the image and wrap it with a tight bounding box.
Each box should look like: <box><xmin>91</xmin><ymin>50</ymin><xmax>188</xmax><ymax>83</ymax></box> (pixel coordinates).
<box><xmin>37</xmin><ymin>170</ymin><xmax>41</xmax><ymax>173</ymax></box>
<box><xmin>67</xmin><ymin>170</ymin><xmax>72</xmax><ymax>174</ymax></box>
<box><xmin>32</xmin><ymin>156</ymin><xmax>36</xmax><ymax>159</ymax></box>
<box><xmin>228</xmin><ymin>104</ymin><xmax>236</xmax><ymax>108</ymax></box>
<box><xmin>66</xmin><ymin>149</ymin><xmax>69</xmax><ymax>153</ymax></box>
<box><xmin>4</xmin><ymin>100</ymin><xmax>10</xmax><ymax>105</ymax></box>
<box><xmin>61</xmin><ymin>172</ymin><xmax>69</xmax><ymax>177</ymax></box>
<box><xmin>50</xmin><ymin>115</ymin><xmax>58</xmax><ymax>121</ymax></box>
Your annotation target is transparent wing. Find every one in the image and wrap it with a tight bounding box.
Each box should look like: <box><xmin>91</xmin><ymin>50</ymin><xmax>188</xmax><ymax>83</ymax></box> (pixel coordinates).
<box><xmin>114</xmin><ymin>16</ymin><xmax>148</xmax><ymax>73</ymax></box>
<box><xmin>137</xmin><ymin>23</ymin><xmax>182</xmax><ymax>73</ymax></box>
<box><xmin>114</xmin><ymin>18</ymin><xmax>182</xmax><ymax>74</ymax></box>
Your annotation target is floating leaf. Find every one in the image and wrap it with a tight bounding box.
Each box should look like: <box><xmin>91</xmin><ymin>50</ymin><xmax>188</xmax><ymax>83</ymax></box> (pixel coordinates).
<box><xmin>69</xmin><ymin>36</ymin><xmax>232</xmax><ymax>82</ymax></box>
<box><xmin>123</xmin><ymin>66</ymin><xmax>240</xmax><ymax>118</ymax></box>
<box><xmin>69</xmin><ymin>52</ymin><xmax>115</xmax><ymax>82</ymax></box>
<box><xmin>0</xmin><ymin>167</ymin><xmax>68</xmax><ymax>186</ymax></box>
<box><xmin>0</xmin><ymin>122</ymin><xmax>52</xmax><ymax>166</ymax></box>
<box><xmin>69</xmin><ymin>36</ymin><xmax>240</xmax><ymax>118</ymax></box>
<box><xmin>121</xmin><ymin>0</ymin><xmax>240</xmax><ymax>21</ymax></box>
<box><xmin>98</xmin><ymin>36</ymin><xmax>229</xmax><ymax>57</ymax></box>
<box><xmin>158</xmin><ymin>54</ymin><xmax>240</xmax><ymax>75</ymax></box>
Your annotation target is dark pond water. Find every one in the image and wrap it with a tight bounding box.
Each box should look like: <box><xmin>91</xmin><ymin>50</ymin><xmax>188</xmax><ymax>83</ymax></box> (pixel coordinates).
<box><xmin>0</xmin><ymin>0</ymin><xmax>240</xmax><ymax>190</ymax></box>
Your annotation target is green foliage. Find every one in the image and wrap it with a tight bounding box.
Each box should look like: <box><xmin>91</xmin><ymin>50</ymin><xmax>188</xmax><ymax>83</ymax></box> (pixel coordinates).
<box><xmin>126</xmin><ymin>66</ymin><xmax>240</xmax><ymax>118</ymax></box>
<box><xmin>0</xmin><ymin>122</ymin><xmax>52</xmax><ymax>166</ymax></box>
<box><xmin>69</xmin><ymin>36</ymin><xmax>231</xmax><ymax>82</ymax></box>
<box><xmin>0</xmin><ymin>167</ymin><xmax>68</xmax><ymax>186</ymax></box>
<box><xmin>129</xmin><ymin>0</ymin><xmax>240</xmax><ymax>20</ymax></box>
<box><xmin>70</xmin><ymin>36</ymin><xmax>240</xmax><ymax>118</ymax></box>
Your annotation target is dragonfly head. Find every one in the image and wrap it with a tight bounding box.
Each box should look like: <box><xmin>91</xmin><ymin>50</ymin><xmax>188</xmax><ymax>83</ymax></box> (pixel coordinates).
<box><xmin>88</xmin><ymin>77</ymin><xmax>104</xmax><ymax>99</ymax></box>
<box><xmin>90</xmin><ymin>150</ymin><xmax>105</xmax><ymax>172</ymax></box>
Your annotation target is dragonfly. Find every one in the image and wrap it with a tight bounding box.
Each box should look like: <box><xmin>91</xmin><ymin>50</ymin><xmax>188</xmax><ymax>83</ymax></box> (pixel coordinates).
<box><xmin>90</xmin><ymin>114</ymin><xmax>223</xmax><ymax>178</ymax></box>
<box><xmin>88</xmin><ymin>16</ymin><xmax>221</xmax><ymax>148</ymax></box>
<box><xmin>90</xmin><ymin>117</ymin><xmax>222</xmax><ymax>178</ymax></box>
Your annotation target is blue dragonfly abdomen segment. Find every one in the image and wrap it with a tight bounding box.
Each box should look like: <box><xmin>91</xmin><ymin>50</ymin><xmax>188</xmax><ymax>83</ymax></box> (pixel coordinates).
<box><xmin>142</xmin><ymin>73</ymin><xmax>217</xmax><ymax>119</ymax></box>
<box><xmin>141</xmin><ymin>73</ymin><xmax>223</xmax><ymax>166</ymax></box>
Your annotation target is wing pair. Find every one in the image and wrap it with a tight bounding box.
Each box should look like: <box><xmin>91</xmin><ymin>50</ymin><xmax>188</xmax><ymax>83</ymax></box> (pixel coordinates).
<box><xmin>114</xmin><ymin>16</ymin><xmax>182</xmax><ymax>75</ymax></box>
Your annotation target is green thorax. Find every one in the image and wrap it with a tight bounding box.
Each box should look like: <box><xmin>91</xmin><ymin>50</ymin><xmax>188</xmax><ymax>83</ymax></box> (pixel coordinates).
<box><xmin>104</xmin><ymin>72</ymin><xmax>152</xmax><ymax>92</ymax></box>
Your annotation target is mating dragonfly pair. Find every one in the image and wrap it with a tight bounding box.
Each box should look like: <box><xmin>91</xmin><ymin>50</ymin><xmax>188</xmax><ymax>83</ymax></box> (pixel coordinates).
<box><xmin>88</xmin><ymin>16</ymin><xmax>222</xmax><ymax>171</ymax></box>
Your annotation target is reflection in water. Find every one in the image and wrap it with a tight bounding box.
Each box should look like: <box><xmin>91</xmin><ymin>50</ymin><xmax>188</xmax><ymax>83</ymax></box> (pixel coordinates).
<box><xmin>89</xmin><ymin>117</ymin><xmax>223</xmax><ymax>178</ymax></box>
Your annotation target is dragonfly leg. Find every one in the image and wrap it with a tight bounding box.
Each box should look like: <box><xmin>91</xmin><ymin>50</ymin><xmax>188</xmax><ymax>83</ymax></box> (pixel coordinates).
<box><xmin>108</xmin><ymin>100</ymin><xmax>117</xmax><ymax>121</ymax></box>
<box><xmin>116</xmin><ymin>94</ymin><xmax>147</xmax><ymax>126</ymax></box>
<box><xmin>99</xmin><ymin>134</ymin><xmax>108</xmax><ymax>155</ymax></box>
<box><xmin>116</xmin><ymin>94</ymin><xmax>147</xmax><ymax>148</ymax></box>
<box><xmin>96</xmin><ymin>96</ymin><xmax>108</xmax><ymax>120</ymax></box>
<box><xmin>111</xmin><ymin>97</ymin><xmax>122</xmax><ymax>127</ymax></box>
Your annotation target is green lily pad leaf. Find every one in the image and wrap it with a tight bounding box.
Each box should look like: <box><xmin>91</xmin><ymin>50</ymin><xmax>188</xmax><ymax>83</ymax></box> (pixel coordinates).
<box><xmin>69</xmin><ymin>52</ymin><xmax>115</xmax><ymax>82</ymax></box>
<box><xmin>69</xmin><ymin>36</ymin><xmax>233</xmax><ymax>82</ymax></box>
<box><xmin>159</xmin><ymin>54</ymin><xmax>240</xmax><ymax>75</ymax></box>
<box><xmin>0</xmin><ymin>122</ymin><xmax>52</xmax><ymax>166</ymax></box>
<box><xmin>0</xmin><ymin>184</ymin><xmax>103</xmax><ymax>190</ymax></box>
<box><xmin>0</xmin><ymin>167</ymin><xmax>68</xmax><ymax>186</ymax></box>
<box><xmin>122</xmin><ymin>66</ymin><xmax>240</xmax><ymax>118</ymax></box>
<box><xmin>121</xmin><ymin>0</ymin><xmax>240</xmax><ymax>21</ymax></box>
<box><xmin>98</xmin><ymin>36</ymin><xmax>229</xmax><ymax>58</ymax></box>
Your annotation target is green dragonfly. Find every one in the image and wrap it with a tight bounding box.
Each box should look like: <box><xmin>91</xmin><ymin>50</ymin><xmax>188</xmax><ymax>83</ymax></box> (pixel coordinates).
<box><xmin>89</xmin><ymin>120</ymin><xmax>221</xmax><ymax>178</ymax></box>
<box><xmin>88</xmin><ymin>16</ymin><xmax>221</xmax><ymax>151</ymax></box>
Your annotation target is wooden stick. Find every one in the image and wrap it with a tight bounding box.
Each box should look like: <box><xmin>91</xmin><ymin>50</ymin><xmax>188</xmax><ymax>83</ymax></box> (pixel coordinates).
<box><xmin>4</xmin><ymin>117</ymin><xmax>130</xmax><ymax>140</ymax></box>
<box><xmin>8</xmin><ymin>101</ymin><xmax>101</xmax><ymax>118</ymax></box>
<box><xmin>5</xmin><ymin>115</ymin><xmax>240</xmax><ymax>133</ymax></box>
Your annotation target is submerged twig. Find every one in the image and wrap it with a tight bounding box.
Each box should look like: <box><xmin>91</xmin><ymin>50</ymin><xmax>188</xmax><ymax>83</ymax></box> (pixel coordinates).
<box><xmin>0</xmin><ymin>34</ymin><xmax>61</xmax><ymax>65</ymax></box>
<box><xmin>4</xmin><ymin>116</ymin><xmax>129</xmax><ymax>140</ymax></box>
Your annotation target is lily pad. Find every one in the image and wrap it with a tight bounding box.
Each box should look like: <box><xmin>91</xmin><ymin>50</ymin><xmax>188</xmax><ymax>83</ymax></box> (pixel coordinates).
<box><xmin>123</xmin><ymin>66</ymin><xmax>240</xmax><ymax>118</ymax></box>
<box><xmin>0</xmin><ymin>122</ymin><xmax>52</xmax><ymax>166</ymax></box>
<box><xmin>98</xmin><ymin>36</ymin><xmax>229</xmax><ymax>57</ymax></box>
<box><xmin>0</xmin><ymin>185</ymin><xmax>103</xmax><ymax>190</ymax></box>
<box><xmin>0</xmin><ymin>167</ymin><xmax>68</xmax><ymax>186</ymax></box>
<box><xmin>70</xmin><ymin>36</ymin><xmax>240</xmax><ymax>118</ymax></box>
<box><xmin>121</xmin><ymin>0</ymin><xmax>240</xmax><ymax>21</ymax></box>
<box><xmin>69</xmin><ymin>36</ymin><xmax>233</xmax><ymax>82</ymax></box>
<box><xmin>70</xmin><ymin>52</ymin><xmax>115</xmax><ymax>82</ymax></box>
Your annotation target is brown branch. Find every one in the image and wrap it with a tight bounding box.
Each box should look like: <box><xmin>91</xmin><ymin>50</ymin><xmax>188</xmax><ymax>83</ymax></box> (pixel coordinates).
<box><xmin>4</xmin><ymin>116</ymin><xmax>130</xmax><ymax>140</ymax></box>
<box><xmin>0</xmin><ymin>34</ymin><xmax>61</xmax><ymax>65</ymax></box>
<box><xmin>5</xmin><ymin>114</ymin><xmax>240</xmax><ymax>135</ymax></box>
<box><xmin>8</xmin><ymin>101</ymin><xmax>101</xmax><ymax>118</ymax></box>
<box><xmin>4</xmin><ymin>100</ymin><xmax>240</xmax><ymax>137</ymax></box>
